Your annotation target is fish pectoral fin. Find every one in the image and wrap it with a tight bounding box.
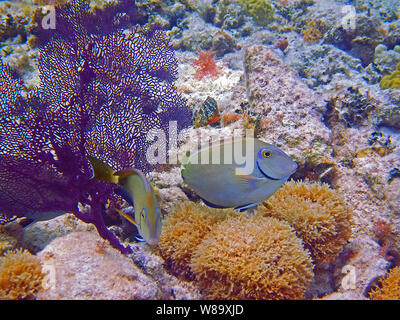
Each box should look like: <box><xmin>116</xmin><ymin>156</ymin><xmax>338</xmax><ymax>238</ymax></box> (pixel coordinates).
<box><xmin>116</xmin><ymin>208</ymin><xmax>137</xmax><ymax>226</ymax></box>
<box><xmin>234</xmin><ymin>203</ymin><xmax>259</xmax><ymax>212</ymax></box>
<box><xmin>235</xmin><ymin>171</ymin><xmax>265</xmax><ymax>190</ymax></box>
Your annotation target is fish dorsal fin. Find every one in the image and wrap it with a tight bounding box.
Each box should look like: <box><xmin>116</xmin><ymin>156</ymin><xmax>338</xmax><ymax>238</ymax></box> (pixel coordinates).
<box><xmin>115</xmin><ymin>208</ymin><xmax>137</xmax><ymax>226</ymax></box>
<box><xmin>87</xmin><ymin>155</ymin><xmax>118</xmax><ymax>184</ymax></box>
<box><xmin>114</xmin><ymin>168</ymin><xmax>152</xmax><ymax>193</ymax></box>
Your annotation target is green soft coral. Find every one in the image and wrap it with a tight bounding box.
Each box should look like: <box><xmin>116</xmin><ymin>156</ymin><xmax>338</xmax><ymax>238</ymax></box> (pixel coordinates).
<box><xmin>380</xmin><ymin>62</ymin><xmax>400</xmax><ymax>89</ymax></box>
<box><xmin>238</xmin><ymin>0</ymin><xmax>275</xmax><ymax>26</ymax></box>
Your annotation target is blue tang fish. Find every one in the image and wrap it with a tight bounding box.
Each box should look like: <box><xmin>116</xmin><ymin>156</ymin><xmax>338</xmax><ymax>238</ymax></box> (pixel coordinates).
<box><xmin>181</xmin><ymin>137</ymin><xmax>297</xmax><ymax>211</ymax></box>
<box><xmin>88</xmin><ymin>156</ymin><xmax>162</xmax><ymax>246</ymax></box>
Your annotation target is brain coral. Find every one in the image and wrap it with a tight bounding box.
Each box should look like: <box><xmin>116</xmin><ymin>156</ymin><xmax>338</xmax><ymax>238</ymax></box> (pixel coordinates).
<box><xmin>380</xmin><ymin>62</ymin><xmax>400</xmax><ymax>89</ymax></box>
<box><xmin>159</xmin><ymin>202</ymin><xmax>234</xmax><ymax>279</ymax></box>
<box><xmin>0</xmin><ymin>249</ymin><xmax>45</xmax><ymax>300</ymax></box>
<box><xmin>258</xmin><ymin>181</ymin><xmax>352</xmax><ymax>263</ymax></box>
<box><xmin>369</xmin><ymin>266</ymin><xmax>400</xmax><ymax>300</ymax></box>
<box><xmin>190</xmin><ymin>215</ymin><xmax>314</xmax><ymax>300</ymax></box>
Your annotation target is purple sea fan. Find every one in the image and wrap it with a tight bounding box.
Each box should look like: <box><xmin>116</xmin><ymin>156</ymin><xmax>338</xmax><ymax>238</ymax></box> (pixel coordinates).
<box><xmin>0</xmin><ymin>0</ymin><xmax>192</xmax><ymax>253</ymax></box>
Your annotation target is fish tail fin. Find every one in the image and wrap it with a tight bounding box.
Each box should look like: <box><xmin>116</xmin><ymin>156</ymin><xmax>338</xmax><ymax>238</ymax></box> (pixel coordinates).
<box><xmin>115</xmin><ymin>208</ymin><xmax>137</xmax><ymax>226</ymax></box>
<box><xmin>87</xmin><ymin>155</ymin><xmax>118</xmax><ymax>184</ymax></box>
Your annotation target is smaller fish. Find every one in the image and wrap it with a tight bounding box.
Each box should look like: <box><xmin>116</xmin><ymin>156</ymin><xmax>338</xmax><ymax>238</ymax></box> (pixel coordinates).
<box><xmin>88</xmin><ymin>156</ymin><xmax>162</xmax><ymax>246</ymax></box>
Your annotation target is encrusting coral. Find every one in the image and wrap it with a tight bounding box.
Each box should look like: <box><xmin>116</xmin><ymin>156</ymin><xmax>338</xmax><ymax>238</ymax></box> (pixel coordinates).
<box><xmin>190</xmin><ymin>215</ymin><xmax>314</xmax><ymax>300</ymax></box>
<box><xmin>380</xmin><ymin>62</ymin><xmax>400</xmax><ymax>89</ymax></box>
<box><xmin>301</xmin><ymin>19</ymin><xmax>326</xmax><ymax>44</ymax></box>
<box><xmin>159</xmin><ymin>202</ymin><xmax>234</xmax><ymax>279</ymax></box>
<box><xmin>258</xmin><ymin>181</ymin><xmax>352</xmax><ymax>263</ymax></box>
<box><xmin>238</xmin><ymin>0</ymin><xmax>275</xmax><ymax>26</ymax></box>
<box><xmin>0</xmin><ymin>248</ymin><xmax>45</xmax><ymax>300</ymax></box>
<box><xmin>369</xmin><ymin>266</ymin><xmax>400</xmax><ymax>300</ymax></box>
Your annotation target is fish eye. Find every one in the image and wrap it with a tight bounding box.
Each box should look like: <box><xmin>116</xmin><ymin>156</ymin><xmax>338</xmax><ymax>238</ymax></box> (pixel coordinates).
<box><xmin>140</xmin><ymin>208</ymin><xmax>147</xmax><ymax>220</ymax></box>
<box><xmin>261</xmin><ymin>149</ymin><xmax>272</xmax><ymax>158</ymax></box>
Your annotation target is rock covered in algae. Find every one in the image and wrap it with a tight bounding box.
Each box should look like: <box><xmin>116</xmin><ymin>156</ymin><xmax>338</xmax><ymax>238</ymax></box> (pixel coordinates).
<box><xmin>23</xmin><ymin>213</ymin><xmax>96</xmax><ymax>252</ymax></box>
<box><xmin>244</xmin><ymin>45</ymin><xmax>332</xmax><ymax>167</ymax></box>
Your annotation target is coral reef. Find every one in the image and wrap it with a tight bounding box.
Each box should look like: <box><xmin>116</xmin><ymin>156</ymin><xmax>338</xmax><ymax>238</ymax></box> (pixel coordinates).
<box><xmin>238</xmin><ymin>0</ymin><xmax>275</xmax><ymax>26</ymax></box>
<box><xmin>373</xmin><ymin>44</ymin><xmax>400</xmax><ymax>75</ymax></box>
<box><xmin>369</xmin><ymin>266</ymin><xmax>400</xmax><ymax>300</ymax></box>
<box><xmin>326</xmin><ymin>87</ymin><xmax>379</xmax><ymax>128</ymax></box>
<box><xmin>258</xmin><ymin>181</ymin><xmax>352</xmax><ymax>263</ymax></box>
<box><xmin>243</xmin><ymin>45</ymin><xmax>332</xmax><ymax>168</ymax></box>
<box><xmin>380</xmin><ymin>62</ymin><xmax>400</xmax><ymax>89</ymax></box>
<box><xmin>159</xmin><ymin>202</ymin><xmax>233</xmax><ymax>279</ymax></box>
<box><xmin>301</xmin><ymin>19</ymin><xmax>325</xmax><ymax>44</ymax></box>
<box><xmin>0</xmin><ymin>248</ymin><xmax>45</xmax><ymax>300</ymax></box>
<box><xmin>190</xmin><ymin>215</ymin><xmax>314</xmax><ymax>300</ymax></box>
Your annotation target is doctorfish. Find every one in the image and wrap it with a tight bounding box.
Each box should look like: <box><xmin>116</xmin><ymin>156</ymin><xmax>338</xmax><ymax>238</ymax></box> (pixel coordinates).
<box><xmin>181</xmin><ymin>137</ymin><xmax>298</xmax><ymax>211</ymax></box>
<box><xmin>88</xmin><ymin>156</ymin><xmax>162</xmax><ymax>246</ymax></box>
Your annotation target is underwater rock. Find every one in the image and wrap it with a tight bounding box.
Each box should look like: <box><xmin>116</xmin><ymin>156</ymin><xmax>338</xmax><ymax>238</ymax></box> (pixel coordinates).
<box><xmin>23</xmin><ymin>213</ymin><xmax>96</xmax><ymax>252</ymax></box>
<box><xmin>320</xmin><ymin>236</ymin><xmax>389</xmax><ymax>300</ymax></box>
<box><xmin>37</xmin><ymin>231</ymin><xmax>159</xmax><ymax>300</ymax></box>
<box><xmin>385</xmin><ymin>179</ymin><xmax>400</xmax><ymax>215</ymax></box>
<box><xmin>170</xmin><ymin>13</ymin><xmax>218</xmax><ymax>51</ymax></box>
<box><xmin>326</xmin><ymin>86</ymin><xmax>379</xmax><ymax>128</ymax></box>
<box><xmin>128</xmin><ymin>242</ymin><xmax>202</xmax><ymax>300</ymax></box>
<box><xmin>285</xmin><ymin>43</ymin><xmax>365</xmax><ymax>89</ymax></box>
<box><xmin>373</xmin><ymin>44</ymin><xmax>400</xmax><ymax>76</ymax></box>
<box><xmin>214</xmin><ymin>0</ymin><xmax>246</xmax><ymax>29</ymax></box>
<box><xmin>244</xmin><ymin>45</ymin><xmax>332</xmax><ymax>167</ymax></box>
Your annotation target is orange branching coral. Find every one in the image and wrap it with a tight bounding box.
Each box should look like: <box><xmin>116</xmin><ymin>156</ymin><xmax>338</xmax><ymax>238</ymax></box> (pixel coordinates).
<box><xmin>258</xmin><ymin>181</ymin><xmax>352</xmax><ymax>263</ymax></box>
<box><xmin>301</xmin><ymin>19</ymin><xmax>325</xmax><ymax>44</ymax></box>
<box><xmin>193</xmin><ymin>50</ymin><xmax>221</xmax><ymax>80</ymax></box>
<box><xmin>190</xmin><ymin>215</ymin><xmax>314</xmax><ymax>300</ymax></box>
<box><xmin>0</xmin><ymin>249</ymin><xmax>45</xmax><ymax>300</ymax></box>
<box><xmin>159</xmin><ymin>202</ymin><xmax>234</xmax><ymax>279</ymax></box>
<box><xmin>369</xmin><ymin>266</ymin><xmax>400</xmax><ymax>300</ymax></box>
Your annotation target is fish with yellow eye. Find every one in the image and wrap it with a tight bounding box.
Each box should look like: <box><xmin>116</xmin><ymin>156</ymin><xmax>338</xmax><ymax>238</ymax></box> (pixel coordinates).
<box><xmin>88</xmin><ymin>156</ymin><xmax>162</xmax><ymax>246</ymax></box>
<box><xmin>181</xmin><ymin>137</ymin><xmax>298</xmax><ymax>211</ymax></box>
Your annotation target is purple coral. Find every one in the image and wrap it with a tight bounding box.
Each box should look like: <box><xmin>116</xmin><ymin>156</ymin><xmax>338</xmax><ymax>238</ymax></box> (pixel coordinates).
<box><xmin>0</xmin><ymin>0</ymin><xmax>192</xmax><ymax>253</ymax></box>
